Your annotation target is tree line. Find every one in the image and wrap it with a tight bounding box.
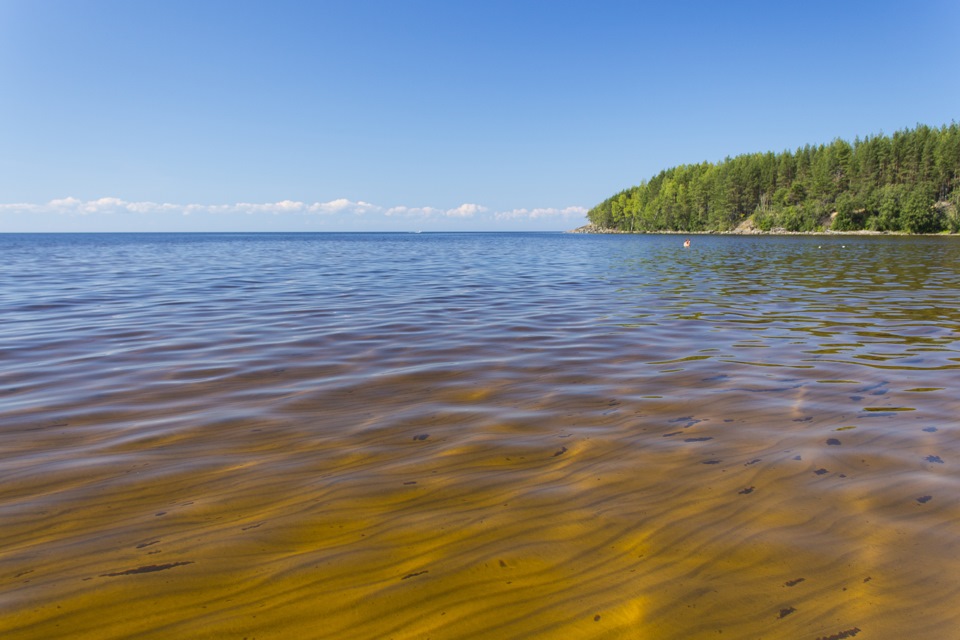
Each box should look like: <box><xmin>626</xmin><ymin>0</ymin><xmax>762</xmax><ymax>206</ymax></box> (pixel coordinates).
<box><xmin>588</xmin><ymin>123</ymin><xmax>960</xmax><ymax>233</ymax></box>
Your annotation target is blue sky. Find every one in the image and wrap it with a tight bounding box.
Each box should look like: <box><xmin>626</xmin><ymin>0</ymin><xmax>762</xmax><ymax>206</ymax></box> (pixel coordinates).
<box><xmin>1</xmin><ymin>0</ymin><xmax>958</xmax><ymax>232</ymax></box>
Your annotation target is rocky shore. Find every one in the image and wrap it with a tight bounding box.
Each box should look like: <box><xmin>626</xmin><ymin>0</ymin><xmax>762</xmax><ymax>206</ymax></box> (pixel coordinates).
<box><xmin>567</xmin><ymin>222</ymin><xmax>948</xmax><ymax>236</ymax></box>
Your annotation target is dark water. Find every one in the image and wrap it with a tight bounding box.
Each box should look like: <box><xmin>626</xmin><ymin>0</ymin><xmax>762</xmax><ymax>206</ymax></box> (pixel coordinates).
<box><xmin>2</xmin><ymin>232</ymin><xmax>959</xmax><ymax>639</ymax></box>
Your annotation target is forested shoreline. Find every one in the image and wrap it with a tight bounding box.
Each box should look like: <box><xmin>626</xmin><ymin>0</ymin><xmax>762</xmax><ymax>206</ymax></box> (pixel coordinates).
<box><xmin>588</xmin><ymin>123</ymin><xmax>960</xmax><ymax>234</ymax></box>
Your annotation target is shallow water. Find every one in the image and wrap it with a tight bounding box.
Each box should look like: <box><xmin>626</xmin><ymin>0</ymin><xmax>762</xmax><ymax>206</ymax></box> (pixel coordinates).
<box><xmin>1</xmin><ymin>232</ymin><xmax>959</xmax><ymax>639</ymax></box>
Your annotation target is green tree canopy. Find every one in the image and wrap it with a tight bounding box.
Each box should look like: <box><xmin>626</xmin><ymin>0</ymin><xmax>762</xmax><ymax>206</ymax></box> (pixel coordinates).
<box><xmin>588</xmin><ymin>123</ymin><xmax>960</xmax><ymax>233</ymax></box>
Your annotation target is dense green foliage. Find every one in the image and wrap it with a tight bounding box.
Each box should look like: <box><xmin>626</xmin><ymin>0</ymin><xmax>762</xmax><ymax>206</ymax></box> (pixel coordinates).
<box><xmin>589</xmin><ymin>123</ymin><xmax>960</xmax><ymax>233</ymax></box>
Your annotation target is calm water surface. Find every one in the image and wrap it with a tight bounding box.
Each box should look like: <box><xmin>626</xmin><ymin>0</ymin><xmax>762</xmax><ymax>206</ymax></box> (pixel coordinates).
<box><xmin>2</xmin><ymin>232</ymin><xmax>959</xmax><ymax>639</ymax></box>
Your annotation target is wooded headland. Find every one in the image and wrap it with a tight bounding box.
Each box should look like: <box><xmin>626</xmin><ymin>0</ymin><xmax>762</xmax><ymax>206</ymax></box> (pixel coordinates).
<box><xmin>588</xmin><ymin>123</ymin><xmax>960</xmax><ymax>234</ymax></box>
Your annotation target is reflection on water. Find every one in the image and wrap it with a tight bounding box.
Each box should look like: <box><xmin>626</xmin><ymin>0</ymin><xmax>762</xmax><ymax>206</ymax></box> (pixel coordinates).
<box><xmin>1</xmin><ymin>232</ymin><xmax>959</xmax><ymax>639</ymax></box>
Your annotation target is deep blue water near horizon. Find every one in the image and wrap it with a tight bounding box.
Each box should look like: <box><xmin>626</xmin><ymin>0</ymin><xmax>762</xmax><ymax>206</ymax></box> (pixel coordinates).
<box><xmin>5</xmin><ymin>231</ymin><xmax>959</xmax><ymax>386</ymax></box>
<box><xmin>2</xmin><ymin>231</ymin><xmax>960</xmax><ymax>638</ymax></box>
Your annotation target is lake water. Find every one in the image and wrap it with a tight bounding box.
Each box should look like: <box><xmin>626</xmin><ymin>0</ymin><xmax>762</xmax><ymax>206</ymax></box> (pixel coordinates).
<box><xmin>2</xmin><ymin>232</ymin><xmax>959</xmax><ymax>639</ymax></box>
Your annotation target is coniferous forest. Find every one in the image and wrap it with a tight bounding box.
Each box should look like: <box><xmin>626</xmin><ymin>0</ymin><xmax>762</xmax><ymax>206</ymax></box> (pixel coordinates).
<box><xmin>588</xmin><ymin>123</ymin><xmax>960</xmax><ymax>233</ymax></box>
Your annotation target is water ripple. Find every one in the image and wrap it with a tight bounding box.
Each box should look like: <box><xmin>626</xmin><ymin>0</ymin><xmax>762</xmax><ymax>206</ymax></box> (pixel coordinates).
<box><xmin>1</xmin><ymin>233</ymin><xmax>959</xmax><ymax>638</ymax></box>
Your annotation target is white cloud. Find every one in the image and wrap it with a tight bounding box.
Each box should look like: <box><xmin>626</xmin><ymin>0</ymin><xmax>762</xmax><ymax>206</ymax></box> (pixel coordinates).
<box><xmin>232</xmin><ymin>200</ymin><xmax>307</xmax><ymax>215</ymax></box>
<box><xmin>494</xmin><ymin>206</ymin><xmax>588</xmax><ymax>221</ymax></box>
<box><xmin>383</xmin><ymin>203</ymin><xmax>488</xmax><ymax>219</ymax></box>
<box><xmin>84</xmin><ymin>197</ymin><xmax>127</xmax><ymax>212</ymax></box>
<box><xmin>384</xmin><ymin>205</ymin><xmax>444</xmax><ymax>218</ymax></box>
<box><xmin>308</xmin><ymin>199</ymin><xmax>380</xmax><ymax>215</ymax></box>
<box><xmin>126</xmin><ymin>201</ymin><xmax>174</xmax><ymax>214</ymax></box>
<box><xmin>445</xmin><ymin>203</ymin><xmax>487</xmax><ymax>218</ymax></box>
<box><xmin>0</xmin><ymin>196</ymin><xmax>588</xmax><ymax>230</ymax></box>
<box><xmin>0</xmin><ymin>202</ymin><xmax>39</xmax><ymax>213</ymax></box>
<box><xmin>0</xmin><ymin>197</ymin><xmax>385</xmax><ymax>217</ymax></box>
<box><xmin>48</xmin><ymin>197</ymin><xmax>83</xmax><ymax>210</ymax></box>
